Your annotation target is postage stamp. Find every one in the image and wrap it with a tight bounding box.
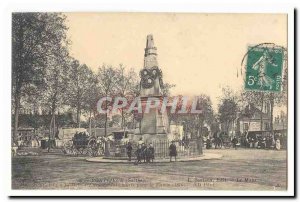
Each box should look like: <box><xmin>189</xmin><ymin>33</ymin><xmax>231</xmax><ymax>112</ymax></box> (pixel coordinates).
<box><xmin>245</xmin><ymin>46</ymin><xmax>284</xmax><ymax>92</ymax></box>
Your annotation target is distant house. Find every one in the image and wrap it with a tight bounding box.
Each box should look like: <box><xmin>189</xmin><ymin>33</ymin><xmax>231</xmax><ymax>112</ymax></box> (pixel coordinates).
<box><xmin>224</xmin><ymin>104</ymin><xmax>271</xmax><ymax>138</ymax></box>
<box><xmin>238</xmin><ymin>105</ymin><xmax>271</xmax><ymax>134</ymax></box>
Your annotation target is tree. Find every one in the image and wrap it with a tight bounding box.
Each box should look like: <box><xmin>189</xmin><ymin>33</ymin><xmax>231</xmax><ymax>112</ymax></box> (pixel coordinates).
<box><xmin>81</xmin><ymin>70</ymin><xmax>99</xmax><ymax>135</ymax></box>
<box><xmin>190</xmin><ymin>95</ymin><xmax>214</xmax><ymax>154</ymax></box>
<box><xmin>162</xmin><ymin>83</ymin><xmax>176</xmax><ymax>96</ymax></box>
<box><xmin>194</xmin><ymin>94</ymin><xmax>214</xmax><ymax>135</ymax></box>
<box><xmin>40</xmin><ymin>48</ymin><xmax>70</xmax><ymax>147</ymax></box>
<box><xmin>115</xmin><ymin>65</ymin><xmax>139</xmax><ymax>130</ymax></box>
<box><xmin>66</xmin><ymin>60</ymin><xmax>94</xmax><ymax>128</ymax></box>
<box><xmin>97</xmin><ymin>65</ymin><xmax>119</xmax><ymax>137</ymax></box>
<box><xmin>12</xmin><ymin>13</ymin><xmax>69</xmax><ymax>141</ymax></box>
<box><xmin>218</xmin><ymin>87</ymin><xmax>239</xmax><ymax>134</ymax></box>
<box><xmin>168</xmin><ymin>95</ymin><xmax>213</xmax><ymax>154</ymax></box>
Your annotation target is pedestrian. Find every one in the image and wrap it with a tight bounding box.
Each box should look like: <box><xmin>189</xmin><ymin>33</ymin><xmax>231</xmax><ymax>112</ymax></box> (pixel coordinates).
<box><xmin>144</xmin><ymin>145</ymin><xmax>151</xmax><ymax>163</ymax></box>
<box><xmin>12</xmin><ymin>142</ymin><xmax>18</xmax><ymax>157</ymax></box>
<box><xmin>134</xmin><ymin>145</ymin><xmax>143</xmax><ymax>165</ymax></box>
<box><xmin>141</xmin><ymin>143</ymin><xmax>147</xmax><ymax>163</ymax></box>
<box><xmin>206</xmin><ymin>138</ymin><xmax>212</xmax><ymax>149</ymax></box>
<box><xmin>231</xmin><ymin>136</ymin><xmax>238</xmax><ymax>150</ymax></box>
<box><xmin>272</xmin><ymin>138</ymin><xmax>276</xmax><ymax>149</ymax></box>
<box><xmin>249</xmin><ymin>138</ymin><xmax>254</xmax><ymax>148</ymax></box>
<box><xmin>265</xmin><ymin>136</ymin><xmax>270</xmax><ymax>149</ymax></box>
<box><xmin>126</xmin><ymin>142</ymin><xmax>133</xmax><ymax>161</ymax></box>
<box><xmin>275</xmin><ymin>138</ymin><xmax>281</xmax><ymax>150</ymax></box>
<box><xmin>169</xmin><ymin>141</ymin><xmax>177</xmax><ymax>162</ymax></box>
<box><xmin>148</xmin><ymin>143</ymin><xmax>155</xmax><ymax>163</ymax></box>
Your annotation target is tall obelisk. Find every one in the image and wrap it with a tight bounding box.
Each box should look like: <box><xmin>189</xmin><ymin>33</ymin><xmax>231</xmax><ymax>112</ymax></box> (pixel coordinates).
<box><xmin>136</xmin><ymin>34</ymin><xmax>170</xmax><ymax>141</ymax></box>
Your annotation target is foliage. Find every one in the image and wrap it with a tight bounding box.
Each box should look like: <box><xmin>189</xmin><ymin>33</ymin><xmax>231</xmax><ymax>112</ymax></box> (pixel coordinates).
<box><xmin>162</xmin><ymin>83</ymin><xmax>176</xmax><ymax>96</ymax></box>
<box><xmin>12</xmin><ymin>13</ymin><xmax>69</xmax><ymax>140</ymax></box>
<box><xmin>218</xmin><ymin>87</ymin><xmax>239</xmax><ymax>133</ymax></box>
<box><xmin>65</xmin><ymin>60</ymin><xmax>95</xmax><ymax>127</ymax></box>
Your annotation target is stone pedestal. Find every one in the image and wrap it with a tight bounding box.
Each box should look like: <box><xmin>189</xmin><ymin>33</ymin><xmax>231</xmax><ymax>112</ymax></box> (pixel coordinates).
<box><xmin>132</xmin><ymin>133</ymin><xmax>168</xmax><ymax>143</ymax></box>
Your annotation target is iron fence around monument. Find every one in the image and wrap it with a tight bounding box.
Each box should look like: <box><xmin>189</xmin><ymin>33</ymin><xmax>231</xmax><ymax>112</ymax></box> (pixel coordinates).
<box><xmin>107</xmin><ymin>139</ymin><xmax>203</xmax><ymax>159</ymax></box>
<box><xmin>147</xmin><ymin>140</ymin><xmax>202</xmax><ymax>158</ymax></box>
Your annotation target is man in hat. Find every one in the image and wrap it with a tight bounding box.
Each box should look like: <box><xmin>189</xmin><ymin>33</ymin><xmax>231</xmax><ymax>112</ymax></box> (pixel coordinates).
<box><xmin>169</xmin><ymin>141</ymin><xmax>177</xmax><ymax>162</ymax></box>
<box><xmin>126</xmin><ymin>142</ymin><xmax>133</xmax><ymax>161</ymax></box>
<box><xmin>134</xmin><ymin>145</ymin><xmax>143</xmax><ymax>165</ymax></box>
<box><xmin>146</xmin><ymin>143</ymin><xmax>155</xmax><ymax>163</ymax></box>
<box><xmin>141</xmin><ymin>143</ymin><xmax>147</xmax><ymax>163</ymax></box>
<box><xmin>231</xmin><ymin>136</ymin><xmax>238</xmax><ymax>150</ymax></box>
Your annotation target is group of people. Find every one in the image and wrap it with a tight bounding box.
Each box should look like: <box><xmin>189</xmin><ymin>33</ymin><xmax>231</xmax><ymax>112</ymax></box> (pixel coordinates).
<box><xmin>126</xmin><ymin>142</ymin><xmax>155</xmax><ymax>164</ymax></box>
<box><xmin>126</xmin><ymin>140</ymin><xmax>178</xmax><ymax>164</ymax></box>
<box><xmin>241</xmin><ymin>135</ymin><xmax>283</xmax><ymax>150</ymax></box>
<box><xmin>205</xmin><ymin>136</ymin><xmax>239</xmax><ymax>149</ymax></box>
<box><xmin>243</xmin><ymin>136</ymin><xmax>281</xmax><ymax>150</ymax></box>
<box><xmin>206</xmin><ymin>133</ymin><xmax>282</xmax><ymax>150</ymax></box>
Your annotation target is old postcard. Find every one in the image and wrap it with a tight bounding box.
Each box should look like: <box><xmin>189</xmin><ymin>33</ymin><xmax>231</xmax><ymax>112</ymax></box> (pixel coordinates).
<box><xmin>9</xmin><ymin>10</ymin><xmax>295</xmax><ymax>196</ymax></box>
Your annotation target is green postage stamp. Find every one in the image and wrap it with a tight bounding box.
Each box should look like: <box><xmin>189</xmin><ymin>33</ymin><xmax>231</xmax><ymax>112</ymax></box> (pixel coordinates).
<box><xmin>245</xmin><ymin>46</ymin><xmax>283</xmax><ymax>92</ymax></box>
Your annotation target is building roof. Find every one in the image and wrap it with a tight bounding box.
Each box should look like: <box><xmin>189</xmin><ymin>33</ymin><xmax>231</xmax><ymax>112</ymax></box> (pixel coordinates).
<box><xmin>239</xmin><ymin>104</ymin><xmax>270</xmax><ymax>121</ymax></box>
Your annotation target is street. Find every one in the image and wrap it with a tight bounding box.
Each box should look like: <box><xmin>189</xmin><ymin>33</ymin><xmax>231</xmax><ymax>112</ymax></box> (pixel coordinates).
<box><xmin>12</xmin><ymin>149</ymin><xmax>287</xmax><ymax>190</ymax></box>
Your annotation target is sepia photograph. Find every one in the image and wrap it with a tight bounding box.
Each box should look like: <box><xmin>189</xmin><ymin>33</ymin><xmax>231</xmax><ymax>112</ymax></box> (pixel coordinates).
<box><xmin>7</xmin><ymin>6</ymin><xmax>295</xmax><ymax>197</ymax></box>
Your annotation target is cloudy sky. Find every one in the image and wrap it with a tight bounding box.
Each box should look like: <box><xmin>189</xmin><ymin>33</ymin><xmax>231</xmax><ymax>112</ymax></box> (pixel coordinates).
<box><xmin>65</xmin><ymin>13</ymin><xmax>287</xmax><ymax>112</ymax></box>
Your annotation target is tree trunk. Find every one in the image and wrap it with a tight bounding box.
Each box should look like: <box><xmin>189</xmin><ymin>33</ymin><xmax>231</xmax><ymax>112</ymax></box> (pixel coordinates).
<box><xmin>13</xmin><ymin>21</ymin><xmax>24</xmax><ymax>145</ymax></box>
<box><xmin>200</xmin><ymin>118</ymin><xmax>204</xmax><ymax>136</ymax></box>
<box><xmin>93</xmin><ymin>111</ymin><xmax>97</xmax><ymax>136</ymax></box>
<box><xmin>48</xmin><ymin>100</ymin><xmax>57</xmax><ymax>152</ymax></box>
<box><xmin>121</xmin><ymin>109</ymin><xmax>125</xmax><ymax>128</ymax></box>
<box><xmin>139</xmin><ymin>120</ymin><xmax>142</xmax><ymax>134</ymax></box>
<box><xmin>104</xmin><ymin>96</ymin><xmax>108</xmax><ymax>137</ymax></box>
<box><xmin>48</xmin><ymin>113</ymin><xmax>54</xmax><ymax>152</ymax></box>
<box><xmin>13</xmin><ymin>93</ymin><xmax>20</xmax><ymax>144</ymax></box>
<box><xmin>196</xmin><ymin>128</ymin><xmax>202</xmax><ymax>155</ymax></box>
<box><xmin>89</xmin><ymin>110</ymin><xmax>92</xmax><ymax>136</ymax></box>
<box><xmin>260</xmin><ymin>92</ymin><xmax>264</xmax><ymax>131</ymax></box>
<box><xmin>226</xmin><ymin>121</ymin><xmax>230</xmax><ymax>135</ymax></box>
<box><xmin>270</xmin><ymin>94</ymin><xmax>274</xmax><ymax>138</ymax></box>
<box><xmin>104</xmin><ymin>95</ymin><xmax>109</xmax><ymax>157</ymax></box>
<box><xmin>77</xmin><ymin>105</ymin><xmax>81</xmax><ymax>128</ymax></box>
<box><xmin>104</xmin><ymin>113</ymin><xmax>108</xmax><ymax>137</ymax></box>
<box><xmin>53</xmin><ymin>113</ymin><xmax>56</xmax><ymax>138</ymax></box>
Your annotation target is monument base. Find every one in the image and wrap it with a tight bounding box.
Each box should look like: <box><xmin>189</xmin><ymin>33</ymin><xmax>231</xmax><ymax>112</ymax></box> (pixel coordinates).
<box><xmin>132</xmin><ymin>133</ymin><xmax>169</xmax><ymax>143</ymax></box>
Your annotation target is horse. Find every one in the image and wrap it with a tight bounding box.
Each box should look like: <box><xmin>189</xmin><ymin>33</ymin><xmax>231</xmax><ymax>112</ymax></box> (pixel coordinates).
<box><xmin>213</xmin><ymin>137</ymin><xmax>223</xmax><ymax>149</ymax></box>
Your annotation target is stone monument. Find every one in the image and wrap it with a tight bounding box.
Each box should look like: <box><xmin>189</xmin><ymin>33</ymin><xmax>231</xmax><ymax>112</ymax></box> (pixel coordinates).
<box><xmin>134</xmin><ymin>34</ymin><xmax>170</xmax><ymax>142</ymax></box>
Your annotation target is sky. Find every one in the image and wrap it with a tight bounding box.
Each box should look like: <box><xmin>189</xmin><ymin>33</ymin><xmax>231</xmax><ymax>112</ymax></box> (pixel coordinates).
<box><xmin>64</xmin><ymin>13</ymin><xmax>287</xmax><ymax>113</ymax></box>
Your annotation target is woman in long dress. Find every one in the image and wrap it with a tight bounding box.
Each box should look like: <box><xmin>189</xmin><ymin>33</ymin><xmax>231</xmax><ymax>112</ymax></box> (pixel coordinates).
<box><xmin>252</xmin><ymin>50</ymin><xmax>278</xmax><ymax>90</ymax></box>
<box><xmin>275</xmin><ymin>138</ymin><xmax>281</xmax><ymax>150</ymax></box>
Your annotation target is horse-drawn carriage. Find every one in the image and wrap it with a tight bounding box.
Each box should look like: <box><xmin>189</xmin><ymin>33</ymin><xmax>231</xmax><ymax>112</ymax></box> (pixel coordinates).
<box><xmin>212</xmin><ymin>132</ymin><xmax>232</xmax><ymax>149</ymax></box>
<box><xmin>62</xmin><ymin>132</ymin><xmax>104</xmax><ymax>156</ymax></box>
